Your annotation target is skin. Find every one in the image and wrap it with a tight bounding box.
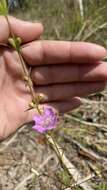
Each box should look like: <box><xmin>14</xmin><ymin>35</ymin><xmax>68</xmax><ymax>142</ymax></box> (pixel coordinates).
<box><xmin>0</xmin><ymin>16</ymin><xmax>107</xmax><ymax>140</ymax></box>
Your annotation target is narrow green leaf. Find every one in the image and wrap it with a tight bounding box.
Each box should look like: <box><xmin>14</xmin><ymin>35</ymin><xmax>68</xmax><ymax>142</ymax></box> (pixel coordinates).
<box><xmin>0</xmin><ymin>0</ymin><xmax>8</xmax><ymax>16</ymax></box>
<box><xmin>2</xmin><ymin>0</ymin><xmax>7</xmax><ymax>10</ymax></box>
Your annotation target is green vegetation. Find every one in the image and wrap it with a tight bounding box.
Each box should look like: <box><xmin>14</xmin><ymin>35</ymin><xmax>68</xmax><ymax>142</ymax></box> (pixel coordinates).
<box><xmin>12</xmin><ymin>0</ymin><xmax>107</xmax><ymax>47</ymax></box>
<box><xmin>96</xmin><ymin>183</ymin><xmax>107</xmax><ymax>190</ymax></box>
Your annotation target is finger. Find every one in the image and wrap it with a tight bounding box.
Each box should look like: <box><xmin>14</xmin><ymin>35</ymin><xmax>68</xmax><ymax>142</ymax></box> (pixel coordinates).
<box><xmin>22</xmin><ymin>41</ymin><xmax>107</xmax><ymax>65</ymax></box>
<box><xmin>26</xmin><ymin>97</ymin><xmax>82</xmax><ymax>123</ymax></box>
<box><xmin>31</xmin><ymin>61</ymin><xmax>107</xmax><ymax>85</ymax></box>
<box><xmin>34</xmin><ymin>82</ymin><xmax>105</xmax><ymax>102</ymax></box>
<box><xmin>0</xmin><ymin>16</ymin><xmax>43</xmax><ymax>43</ymax></box>
<box><xmin>46</xmin><ymin>97</ymin><xmax>82</xmax><ymax>113</ymax></box>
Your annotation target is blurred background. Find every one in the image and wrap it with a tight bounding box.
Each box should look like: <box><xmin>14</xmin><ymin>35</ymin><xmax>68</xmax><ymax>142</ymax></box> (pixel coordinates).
<box><xmin>8</xmin><ymin>0</ymin><xmax>107</xmax><ymax>45</ymax></box>
<box><xmin>0</xmin><ymin>1</ymin><xmax>107</xmax><ymax>190</ymax></box>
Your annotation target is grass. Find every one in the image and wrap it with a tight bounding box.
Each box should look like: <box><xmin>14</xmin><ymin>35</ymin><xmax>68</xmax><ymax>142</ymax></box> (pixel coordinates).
<box><xmin>12</xmin><ymin>0</ymin><xmax>107</xmax><ymax>46</ymax></box>
<box><xmin>95</xmin><ymin>183</ymin><xmax>107</xmax><ymax>190</ymax></box>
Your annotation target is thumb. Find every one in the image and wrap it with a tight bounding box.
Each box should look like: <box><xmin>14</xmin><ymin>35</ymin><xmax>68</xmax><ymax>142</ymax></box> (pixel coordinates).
<box><xmin>0</xmin><ymin>16</ymin><xmax>43</xmax><ymax>43</ymax></box>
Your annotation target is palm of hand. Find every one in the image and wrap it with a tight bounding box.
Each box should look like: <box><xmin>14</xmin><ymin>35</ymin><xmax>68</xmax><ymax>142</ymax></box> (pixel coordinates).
<box><xmin>0</xmin><ymin>48</ymin><xmax>31</xmax><ymax>139</ymax></box>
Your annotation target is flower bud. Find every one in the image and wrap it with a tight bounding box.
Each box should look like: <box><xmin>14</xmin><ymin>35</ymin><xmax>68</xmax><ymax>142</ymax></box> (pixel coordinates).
<box><xmin>8</xmin><ymin>37</ymin><xmax>16</xmax><ymax>49</ymax></box>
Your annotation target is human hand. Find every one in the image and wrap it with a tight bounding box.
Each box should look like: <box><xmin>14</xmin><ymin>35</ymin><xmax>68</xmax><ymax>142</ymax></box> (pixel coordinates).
<box><xmin>22</xmin><ymin>40</ymin><xmax>107</xmax><ymax>112</ymax></box>
<box><xmin>0</xmin><ymin>16</ymin><xmax>107</xmax><ymax>140</ymax></box>
<box><xmin>0</xmin><ymin>16</ymin><xmax>43</xmax><ymax>139</ymax></box>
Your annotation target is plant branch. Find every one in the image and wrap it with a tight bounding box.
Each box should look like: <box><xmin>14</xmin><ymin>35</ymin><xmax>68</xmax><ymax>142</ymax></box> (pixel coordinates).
<box><xmin>5</xmin><ymin>15</ymin><xmax>41</xmax><ymax>112</ymax></box>
<box><xmin>46</xmin><ymin>134</ymin><xmax>94</xmax><ymax>190</ymax></box>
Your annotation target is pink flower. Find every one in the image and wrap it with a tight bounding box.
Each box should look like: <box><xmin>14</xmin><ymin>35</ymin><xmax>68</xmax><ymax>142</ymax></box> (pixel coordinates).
<box><xmin>32</xmin><ymin>106</ymin><xmax>58</xmax><ymax>133</ymax></box>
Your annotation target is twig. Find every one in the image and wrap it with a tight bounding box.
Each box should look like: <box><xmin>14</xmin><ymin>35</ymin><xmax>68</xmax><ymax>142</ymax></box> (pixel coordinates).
<box><xmin>71</xmin><ymin>173</ymin><xmax>95</xmax><ymax>188</ymax></box>
<box><xmin>74</xmin><ymin>21</ymin><xmax>88</xmax><ymax>41</ymax></box>
<box><xmin>31</xmin><ymin>168</ymin><xmax>39</xmax><ymax>176</ymax></box>
<box><xmin>0</xmin><ymin>125</ymin><xmax>26</xmax><ymax>152</ymax></box>
<box><xmin>14</xmin><ymin>173</ymin><xmax>35</xmax><ymax>190</ymax></box>
<box><xmin>80</xmin><ymin>98</ymin><xmax>105</xmax><ymax>105</ymax></box>
<box><xmin>100</xmin><ymin>107</ymin><xmax>107</xmax><ymax>115</ymax></box>
<box><xmin>69</xmin><ymin>138</ymin><xmax>107</xmax><ymax>163</ymax></box>
<box><xmin>64</xmin><ymin>114</ymin><xmax>107</xmax><ymax>132</ymax></box>
<box><xmin>32</xmin><ymin>154</ymin><xmax>54</xmax><ymax>172</ymax></box>
<box><xmin>0</xmin><ymin>133</ymin><xmax>17</xmax><ymax>152</ymax></box>
<box><xmin>82</xmin><ymin>22</ymin><xmax>107</xmax><ymax>41</ymax></box>
<box><xmin>71</xmin><ymin>166</ymin><xmax>107</xmax><ymax>188</ymax></box>
<box><xmin>95</xmin><ymin>139</ymin><xmax>107</xmax><ymax>144</ymax></box>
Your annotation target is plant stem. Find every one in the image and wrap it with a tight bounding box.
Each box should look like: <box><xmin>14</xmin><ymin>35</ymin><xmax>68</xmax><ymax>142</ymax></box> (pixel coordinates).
<box><xmin>5</xmin><ymin>15</ymin><xmax>41</xmax><ymax>113</ymax></box>
<box><xmin>5</xmin><ymin>15</ymin><xmax>14</xmax><ymax>38</ymax></box>
<box><xmin>18</xmin><ymin>52</ymin><xmax>41</xmax><ymax>114</ymax></box>
<box><xmin>46</xmin><ymin>133</ymin><xmax>66</xmax><ymax>169</ymax></box>
<box><xmin>18</xmin><ymin>52</ymin><xmax>35</xmax><ymax>100</ymax></box>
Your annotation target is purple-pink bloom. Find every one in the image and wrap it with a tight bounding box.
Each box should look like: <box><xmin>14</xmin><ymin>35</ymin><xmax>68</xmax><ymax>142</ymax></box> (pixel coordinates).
<box><xmin>32</xmin><ymin>106</ymin><xmax>58</xmax><ymax>133</ymax></box>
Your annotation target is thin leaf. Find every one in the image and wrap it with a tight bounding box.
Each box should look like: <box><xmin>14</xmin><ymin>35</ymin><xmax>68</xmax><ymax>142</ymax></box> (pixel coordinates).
<box><xmin>0</xmin><ymin>0</ymin><xmax>8</xmax><ymax>16</ymax></box>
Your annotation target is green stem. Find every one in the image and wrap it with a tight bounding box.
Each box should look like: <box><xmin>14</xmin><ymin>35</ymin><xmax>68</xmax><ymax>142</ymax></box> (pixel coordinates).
<box><xmin>5</xmin><ymin>15</ymin><xmax>41</xmax><ymax>113</ymax></box>
<box><xmin>5</xmin><ymin>16</ymin><xmax>14</xmax><ymax>38</ymax></box>
<box><xmin>18</xmin><ymin>53</ymin><xmax>41</xmax><ymax>114</ymax></box>
<box><xmin>46</xmin><ymin>133</ymin><xmax>65</xmax><ymax>168</ymax></box>
<box><xmin>18</xmin><ymin>52</ymin><xmax>35</xmax><ymax>97</ymax></box>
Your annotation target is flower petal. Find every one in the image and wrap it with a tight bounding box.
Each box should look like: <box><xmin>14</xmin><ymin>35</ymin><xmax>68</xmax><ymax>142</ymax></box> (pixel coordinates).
<box><xmin>32</xmin><ymin>105</ymin><xmax>58</xmax><ymax>133</ymax></box>
<box><xmin>32</xmin><ymin>125</ymin><xmax>46</xmax><ymax>133</ymax></box>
